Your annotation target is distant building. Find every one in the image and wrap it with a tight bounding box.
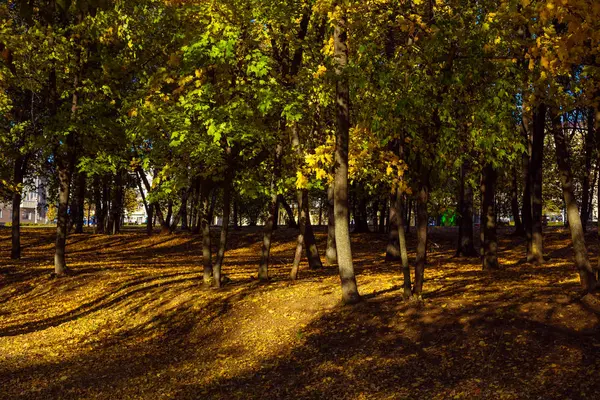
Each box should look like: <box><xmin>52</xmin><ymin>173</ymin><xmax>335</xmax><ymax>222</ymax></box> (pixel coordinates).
<box><xmin>0</xmin><ymin>177</ymin><xmax>49</xmax><ymax>225</ymax></box>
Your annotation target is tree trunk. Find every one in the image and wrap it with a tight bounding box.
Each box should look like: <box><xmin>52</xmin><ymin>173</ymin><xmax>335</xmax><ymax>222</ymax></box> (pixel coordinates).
<box><xmin>456</xmin><ymin>162</ymin><xmax>477</xmax><ymax>257</ymax></box>
<box><xmin>233</xmin><ymin>197</ymin><xmax>240</xmax><ymax>231</ymax></box>
<box><xmin>552</xmin><ymin>108</ymin><xmax>597</xmax><ymax>292</ymax></box>
<box><xmin>511</xmin><ymin>165</ymin><xmax>524</xmax><ymax>236</ymax></box>
<box><xmin>290</xmin><ymin>191</ymin><xmax>307</xmax><ymax>280</ymax></box>
<box><xmin>302</xmin><ymin>190</ymin><xmax>323</xmax><ymax>269</ymax></box>
<box><xmin>333</xmin><ymin>11</ymin><xmax>360</xmax><ymax>304</ymax></box>
<box><xmin>10</xmin><ymin>156</ymin><xmax>25</xmax><ymax>259</ymax></box>
<box><xmin>413</xmin><ymin>184</ymin><xmax>428</xmax><ymax>297</ymax></box>
<box><xmin>208</xmin><ymin>190</ymin><xmax>217</xmax><ymax>226</ymax></box>
<box><xmin>371</xmin><ymin>200</ymin><xmax>379</xmax><ymax>232</ymax></box>
<box><xmin>273</xmin><ymin>195</ymin><xmax>280</xmax><ymax>230</ymax></box>
<box><xmin>481</xmin><ymin>164</ymin><xmax>499</xmax><ymax>270</ymax></box>
<box><xmin>278</xmin><ymin>194</ymin><xmax>298</xmax><ymax>228</ymax></box>
<box><xmin>213</xmin><ymin>182</ymin><xmax>231</xmax><ymax>288</ymax></box>
<box><xmin>135</xmin><ymin>170</ymin><xmax>152</xmax><ymax>235</ymax></box>
<box><xmin>581</xmin><ymin>109</ymin><xmax>595</xmax><ymax>232</ymax></box>
<box><xmin>109</xmin><ymin>171</ymin><xmax>123</xmax><ymax>235</ymax></box>
<box><xmin>74</xmin><ymin>171</ymin><xmax>86</xmax><ymax>234</ymax></box>
<box><xmin>522</xmin><ymin>152</ymin><xmax>533</xmax><ymax>257</ymax></box>
<box><xmin>353</xmin><ymin>188</ymin><xmax>370</xmax><ymax>233</ymax></box>
<box><xmin>200</xmin><ymin>185</ymin><xmax>213</xmax><ymax>285</ymax></box>
<box><xmin>326</xmin><ymin>184</ymin><xmax>337</xmax><ymax>266</ymax></box>
<box><xmin>378</xmin><ymin>200</ymin><xmax>386</xmax><ymax>234</ymax></box>
<box><xmin>397</xmin><ymin>191</ymin><xmax>411</xmax><ymax>299</ymax></box>
<box><xmin>94</xmin><ymin>176</ymin><xmax>106</xmax><ymax>234</ymax></box>
<box><xmin>180</xmin><ymin>188</ymin><xmax>189</xmax><ymax>231</ymax></box>
<box><xmin>386</xmin><ymin>190</ymin><xmax>401</xmax><ymax>261</ymax></box>
<box><xmin>259</xmin><ymin>143</ymin><xmax>282</xmax><ymax>281</ymax></box>
<box><xmin>191</xmin><ymin>179</ymin><xmax>201</xmax><ymax>234</ymax></box>
<box><xmin>530</xmin><ymin>103</ymin><xmax>546</xmax><ymax>265</ymax></box>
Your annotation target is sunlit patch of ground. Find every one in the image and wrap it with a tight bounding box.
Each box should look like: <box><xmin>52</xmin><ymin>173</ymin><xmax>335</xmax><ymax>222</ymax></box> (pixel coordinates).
<box><xmin>1</xmin><ymin>226</ymin><xmax>599</xmax><ymax>399</ymax></box>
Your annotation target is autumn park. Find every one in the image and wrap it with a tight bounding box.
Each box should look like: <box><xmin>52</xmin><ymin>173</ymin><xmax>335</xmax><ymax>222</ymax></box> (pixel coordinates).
<box><xmin>1</xmin><ymin>0</ymin><xmax>600</xmax><ymax>398</ymax></box>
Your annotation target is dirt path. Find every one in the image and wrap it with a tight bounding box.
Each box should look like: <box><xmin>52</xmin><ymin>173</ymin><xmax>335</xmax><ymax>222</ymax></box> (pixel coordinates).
<box><xmin>1</xmin><ymin>227</ymin><xmax>599</xmax><ymax>399</ymax></box>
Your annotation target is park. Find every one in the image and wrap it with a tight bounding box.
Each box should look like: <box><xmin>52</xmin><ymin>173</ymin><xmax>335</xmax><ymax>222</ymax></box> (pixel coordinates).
<box><xmin>1</xmin><ymin>0</ymin><xmax>600</xmax><ymax>398</ymax></box>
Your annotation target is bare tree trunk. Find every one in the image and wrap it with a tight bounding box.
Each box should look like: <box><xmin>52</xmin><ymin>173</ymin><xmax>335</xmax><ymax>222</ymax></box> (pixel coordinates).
<box><xmin>456</xmin><ymin>162</ymin><xmax>477</xmax><ymax>257</ymax></box>
<box><xmin>200</xmin><ymin>185</ymin><xmax>213</xmax><ymax>285</ymax></box>
<box><xmin>291</xmin><ymin>191</ymin><xmax>306</xmax><ymax>280</ymax></box>
<box><xmin>10</xmin><ymin>156</ymin><xmax>26</xmax><ymax>259</ymax></box>
<box><xmin>353</xmin><ymin>188</ymin><xmax>370</xmax><ymax>233</ymax></box>
<box><xmin>278</xmin><ymin>195</ymin><xmax>297</xmax><ymax>228</ymax></box>
<box><xmin>511</xmin><ymin>165</ymin><xmax>524</xmax><ymax>236</ymax></box>
<box><xmin>386</xmin><ymin>190</ymin><xmax>401</xmax><ymax>261</ymax></box>
<box><xmin>413</xmin><ymin>184</ymin><xmax>428</xmax><ymax>297</ymax></box>
<box><xmin>302</xmin><ymin>190</ymin><xmax>323</xmax><ymax>269</ymax></box>
<box><xmin>233</xmin><ymin>196</ymin><xmax>240</xmax><ymax>231</ymax></box>
<box><xmin>552</xmin><ymin>108</ymin><xmax>597</xmax><ymax>292</ymax></box>
<box><xmin>394</xmin><ymin>190</ymin><xmax>411</xmax><ymax>299</ymax></box>
<box><xmin>581</xmin><ymin>109</ymin><xmax>595</xmax><ymax>231</ymax></box>
<box><xmin>180</xmin><ymin>188</ymin><xmax>189</xmax><ymax>231</ymax></box>
<box><xmin>334</xmin><ymin>10</ymin><xmax>360</xmax><ymax>304</ymax></box>
<box><xmin>135</xmin><ymin>170</ymin><xmax>152</xmax><ymax>235</ymax></box>
<box><xmin>378</xmin><ymin>200</ymin><xmax>386</xmax><ymax>234</ymax></box>
<box><xmin>259</xmin><ymin>143</ymin><xmax>282</xmax><ymax>281</ymax></box>
<box><xmin>74</xmin><ymin>171</ymin><xmax>86</xmax><ymax>234</ymax></box>
<box><xmin>530</xmin><ymin>103</ymin><xmax>546</xmax><ymax>265</ymax></box>
<box><xmin>213</xmin><ymin>182</ymin><xmax>231</xmax><ymax>288</ymax></box>
<box><xmin>481</xmin><ymin>164</ymin><xmax>499</xmax><ymax>270</ymax></box>
<box><xmin>326</xmin><ymin>184</ymin><xmax>337</xmax><ymax>265</ymax></box>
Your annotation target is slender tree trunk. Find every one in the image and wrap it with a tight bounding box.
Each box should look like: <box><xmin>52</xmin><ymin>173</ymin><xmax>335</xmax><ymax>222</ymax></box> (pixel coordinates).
<box><xmin>54</xmin><ymin>156</ymin><xmax>73</xmax><ymax>276</ymax></box>
<box><xmin>581</xmin><ymin>109</ymin><xmax>595</xmax><ymax>231</ymax></box>
<box><xmin>135</xmin><ymin>170</ymin><xmax>152</xmax><ymax>235</ymax></box>
<box><xmin>278</xmin><ymin>195</ymin><xmax>297</xmax><ymax>228</ymax></box>
<box><xmin>208</xmin><ymin>190</ymin><xmax>217</xmax><ymax>226</ymax></box>
<box><xmin>233</xmin><ymin>197</ymin><xmax>240</xmax><ymax>231</ymax></box>
<box><xmin>191</xmin><ymin>180</ymin><xmax>201</xmax><ymax>234</ymax></box>
<box><xmin>290</xmin><ymin>191</ymin><xmax>306</xmax><ymax>280</ymax></box>
<box><xmin>481</xmin><ymin>164</ymin><xmax>499</xmax><ymax>270</ymax></box>
<box><xmin>326</xmin><ymin>184</ymin><xmax>337</xmax><ymax>265</ymax></box>
<box><xmin>552</xmin><ymin>108</ymin><xmax>597</xmax><ymax>292</ymax></box>
<box><xmin>378</xmin><ymin>201</ymin><xmax>386</xmax><ymax>234</ymax></box>
<box><xmin>10</xmin><ymin>156</ymin><xmax>25</xmax><ymax>259</ymax></box>
<box><xmin>273</xmin><ymin>196</ymin><xmax>280</xmax><ymax>230</ymax></box>
<box><xmin>259</xmin><ymin>143</ymin><xmax>282</xmax><ymax>281</ymax></box>
<box><xmin>213</xmin><ymin>182</ymin><xmax>231</xmax><ymax>288</ymax></box>
<box><xmin>74</xmin><ymin>172</ymin><xmax>85</xmax><ymax>234</ymax></box>
<box><xmin>386</xmin><ymin>190</ymin><xmax>401</xmax><ymax>261</ymax></box>
<box><xmin>511</xmin><ymin>165</ymin><xmax>524</xmax><ymax>236</ymax></box>
<box><xmin>54</xmin><ymin>63</ymin><xmax>78</xmax><ymax>275</ymax></box>
<box><xmin>302</xmin><ymin>190</ymin><xmax>323</xmax><ymax>269</ymax></box>
<box><xmin>530</xmin><ymin>103</ymin><xmax>546</xmax><ymax>265</ymax></box>
<box><xmin>110</xmin><ymin>171</ymin><xmax>123</xmax><ymax>235</ymax></box>
<box><xmin>397</xmin><ymin>192</ymin><xmax>411</xmax><ymax>299</ymax></box>
<box><xmin>95</xmin><ymin>176</ymin><xmax>107</xmax><ymax>234</ymax></box>
<box><xmin>334</xmin><ymin>11</ymin><xmax>360</xmax><ymax>304</ymax></box>
<box><xmin>319</xmin><ymin>199</ymin><xmax>324</xmax><ymax>227</ymax></box>
<box><xmin>413</xmin><ymin>184</ymin><xmax>428</xmax><ymax>297</ymax></box>
<box><xmin>139</xmin><ymin>168</ymin><xmax>168</xmax><ymax>233</ymax></box>
<box><xmin>593</xmin><ymin>106</ymin><xmax>600</xmax><ymax>270</ymax></box>
<box><xmin>371</xmin><ymin>200</ymin><xmax>379</xmax><ymax>232</ymax></box>
<box><xmin>456</xmin><ymin>162</ymin><xmax>477</xmax><ymax>257</ymax></box>
<box><xmin>200</xmin><ymin>185</ymin><xmax>213</xmax><ymax>285</ymax></box>
<box><xmin>180</xmin><ymin>188</ymin><xmax>189</xmax><ymax>231</ymax></box>
<box><xmin>353</xmin><ymin>188</ymin><xmax>370</xmax><ymax>233</ymax></box>
<box><xmin>523</xmin><ymin>152</ymin><xmax>533</xmax><ymax>257</ymax></box>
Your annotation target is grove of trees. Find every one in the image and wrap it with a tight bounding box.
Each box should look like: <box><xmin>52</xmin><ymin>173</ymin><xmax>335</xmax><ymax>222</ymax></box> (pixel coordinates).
<box><xmin>1</xmin><ymin>0</ymin><xmax>599</xmax><ymax>303</ymax></box>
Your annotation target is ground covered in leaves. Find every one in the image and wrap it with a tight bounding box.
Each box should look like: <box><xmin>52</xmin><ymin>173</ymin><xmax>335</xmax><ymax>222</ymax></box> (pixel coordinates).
<box><xmin>1</xmin><ymin>226</ymin><xmax>600</xmax><ymax>399</ymax></box>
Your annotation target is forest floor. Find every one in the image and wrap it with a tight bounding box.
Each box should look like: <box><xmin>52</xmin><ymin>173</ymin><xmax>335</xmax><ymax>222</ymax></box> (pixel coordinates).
<box><xmin>1</xmin><ymin>226</ymin><xmax>600</xmax><ymax>399</ymax></box>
